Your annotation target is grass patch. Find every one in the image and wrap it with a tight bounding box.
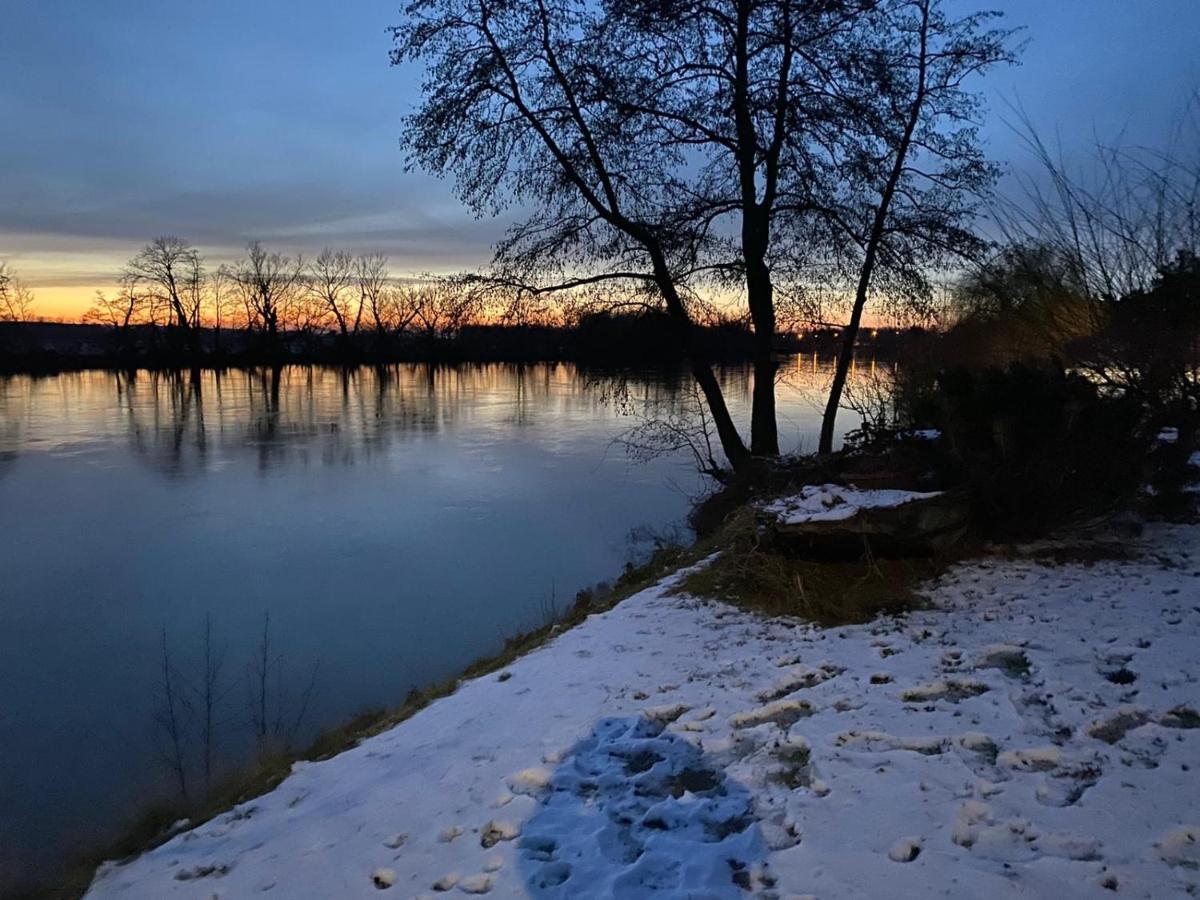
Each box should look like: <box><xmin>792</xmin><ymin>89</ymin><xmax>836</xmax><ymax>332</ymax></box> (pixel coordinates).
<box><xmin>676</xmin><ymin>507</ymin><xmax>966</xmax><ymax>626</ymax></box>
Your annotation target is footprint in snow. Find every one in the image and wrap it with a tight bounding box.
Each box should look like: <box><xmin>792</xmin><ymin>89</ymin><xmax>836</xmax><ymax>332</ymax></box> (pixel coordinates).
<box><xmin>458</xmin><ymin>873</ymin><xmax>495</xmax><ymax>894</ymax></box>
<box><xmin>888</xmin><ymin>837</ymin><xmax>922</xmax><ymax>862</ymax></box>
<box><xmin>1156</xmin><ymin>825</ymin><xmax>1200</xmax><ymax>868</ymax></box>
<box><xmin>431</xmin><ymin>872</ymin><xmax>459</xmax><ymax>891</ymax></box>
<box><xmin>519</xmin><ymin>715</ymin><xmax>762</xmax><ymax>898</ymax></box>
<box><xmin>900</xmin><ymin>679</ymin><xmax>989</xmax><ymax>704</ymax></box>
<box><xmin>174</xmin><ymin>863</ymin><xmax>231</xmax><ymax>881</ymax></box>
<box><xmin>729</xmin><ymin>699</ymin><xmax>815</xmax><ymax>730</ymax></box>
<box><xmin>371</xmin><ymin>867</ymin><xmax>396</xmax><ymax>889</ymax></box>
<box><xmin>480</xmin><ymin>820</ymin><xmax>520</xmax><ymax>848</ymax></box>
<box><xmin>975</xmin><ymin>645</ymin><xmax>1032</xmax><ymax>678</ymax></box>
<box><xmin>1086</xmin><ymin>707</ymin><xmax>1150</xmax><ymax>744</ymax></box>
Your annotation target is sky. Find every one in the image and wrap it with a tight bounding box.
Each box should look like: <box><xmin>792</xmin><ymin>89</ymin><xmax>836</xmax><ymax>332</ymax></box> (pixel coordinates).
<box><xmin>1</xmin><ymin>0</ymin><xmax>1198</xmax><ymax>320</ymax></box>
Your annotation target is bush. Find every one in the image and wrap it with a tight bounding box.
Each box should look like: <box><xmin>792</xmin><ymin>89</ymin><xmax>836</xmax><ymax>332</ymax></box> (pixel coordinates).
<box><xmin>929</xmin><ymin>364</ymin><xmax>1147</xmax><ymax>537</ymax></box>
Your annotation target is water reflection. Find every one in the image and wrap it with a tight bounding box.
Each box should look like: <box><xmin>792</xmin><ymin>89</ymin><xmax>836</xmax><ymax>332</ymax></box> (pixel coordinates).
<box><xmin>1</xmin><ymin>363</ymin><xmax>790</xmax><ymax>477</ymax></box>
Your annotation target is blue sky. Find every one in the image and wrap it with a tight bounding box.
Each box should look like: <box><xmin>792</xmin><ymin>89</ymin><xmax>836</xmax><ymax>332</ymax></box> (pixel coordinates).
<box><xmin>1</xmin><ymin>0</ymin><xmax>1197</xmax><ymax>314</ymax></box>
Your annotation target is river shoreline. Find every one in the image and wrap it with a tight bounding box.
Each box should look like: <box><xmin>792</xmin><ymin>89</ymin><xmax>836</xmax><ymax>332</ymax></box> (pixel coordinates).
<box><xmin>78</xmin><ymin>517</ymin><xmax>1200</xmax><ymax>898</ymax></box>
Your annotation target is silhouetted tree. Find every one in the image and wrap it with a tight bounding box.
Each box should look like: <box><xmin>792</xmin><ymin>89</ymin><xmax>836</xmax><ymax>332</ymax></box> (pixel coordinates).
<box><xmin>208</xmin><ymin>264</ymin><xmax>240</xmax><ymax>353</ymax></box>
<box><xmin>1097</xmin><ymin>251</ymin><xmax>1200</xmax><ymax>412</ymax></box>
<box><xmin>974</xmin><ymin>90</ymin><xmax>1200</xmax><ymax>409</ymax></box>
<box><xmin>309</xmin><ymin>248</ymin><xmax>359</xmax><ymax>342</ymax></box>
<box><xmin>395</xmin><ymin>0</ymin><xmax>1013</xmax><ymax>471</ymax></box>
<box><xmin>128</xmin><ymin>237</ymin><xmax>205</xmax><ymax>352</ymax></box>
<box><xmin>84</xmin><ymin>273</ymin><xmax>152</xmax><ymax>350</ymax></box>
<box><xmin>816</xmin><ymin>0</ymin><xmax>1014</xmax><ymax>453</ymax></box>
<box><xmin>356</xmin><ymin>253</ymin><xmax>396</xmax><ymax>344</ymax></box>
<box><xmin>394</xmin><ymin>0</ymin><xmax>755</xmax><ymax>471</ymax></box>
<box><xmin>409</xmin><ymin>278</ymin><xmax>481</xmax><ymax>343</ymax></box>
<box><xmin>0</xmin><ymin>261</ymin><xmax>35</xmax><ymax>322</ymax></box>
<box><xmin>233</xmin><ymin>242</ymin><xmax>304</xmax><ymax>352</ymax></box>
<box><xmin>998</xmin><ymin>91</ymin><xmax>1200</xmax><ymax>305</ymax></box>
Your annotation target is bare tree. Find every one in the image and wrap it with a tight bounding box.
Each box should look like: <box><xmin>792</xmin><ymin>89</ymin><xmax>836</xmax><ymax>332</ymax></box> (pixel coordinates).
<box><xmin>308</xmin><ymin>249</ymin><xmax>359</xmax><ymax>340</ymax></box>
<box><xmin>408</xmin><ymin>278</ymin><xmax>481</xmax><ymax>342</ymax></box>
<box><xmin>618</xmin><ymin>381</ymin><xmax>727</xmax><ymax>480</ymax></box>
<box><xmin>978</xmin><ymin>94</ymin><xmax>1200</xmax><ymax>409</ymax></box>
<box><xmin>233</xmin><ymin>242</ymin><xmax>305</xmax><ymax>349</ymax></box>
<box><xmin>996</xmin><ymin>91</ymin><xmax>1200</xmax><ymax>304</ymax></box>
<box><xmin>356</xmin><ymin>253</ymin><xmax>395</xmax><ymax>339</ymax></box>
<box><xmin>0</xmin><ymin>261</ymin><xmax>35</xmax><ymax>322</ymax></box>
<box><xmin>128</xmin><ymin>237</ymin><xmax>205</xmax><ymax>351</ymax></box>
<box><xmin>595</xmin><ymin>0</ymin><xmax>889</xmax><ymax>456</ymax></box>
<box><xmin>84</xmin><ymin>274</ymin><xmax>154</xmax><ymax>351</ymax></box>
<box><xmin>816</xmin><ymin>0</ymin><xmax>1014</xmax><ymax>453</ymax></box>
<box><xmin>394</xmin><ymin>0</ymin><xmax>756</xmax><ymax>472</ymax></box>
<box><xmin>396</xmin><ymin>0</ymin><xmax>1013</xmax><ymax>473</ymax></box>
<box><xmin>206</xmin><ymin>264</ymin><xmax>241</xmax><ymax>352</ymax></box>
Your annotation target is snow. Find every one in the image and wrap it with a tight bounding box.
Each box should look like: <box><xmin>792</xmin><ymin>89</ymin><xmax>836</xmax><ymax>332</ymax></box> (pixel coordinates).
<box><xmin>86</xmin><ymin>523</ymin><xmax>1200</xmax><ymax>899</ymax></box>
<box><xmin>1158</xmin><ymin>427</ymin><xmax>1180</xmax><ymax>444</ymax></box>
<box><xmin>761</xmin><ymin>485</ymin><xmax>943</xmax><ymax>525</ymax></box>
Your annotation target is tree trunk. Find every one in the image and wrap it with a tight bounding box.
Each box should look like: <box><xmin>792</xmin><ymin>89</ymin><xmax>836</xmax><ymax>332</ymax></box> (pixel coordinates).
<box><xmin>692</xmin><ymin>358</ymin><xmax>752</xmax><ymax>474</ymax></box>
<box><xmin>731</xmin><ymin>2</ymin><xmax>780</xmax><ymax>459</ymax></box>
<box><xmin>818</xmin><ymin>307</ymin><xmax>864</xmax><ymax>454</ymax></box>
<box><xmin>747</xmin><ymin>262</ymin><xmax>780</xmax><ymax>456</ymax></box>
<box><xmin>648</xmin><ymin>248</ymin><xmax>752</xmax><ymax>473</ymax></box>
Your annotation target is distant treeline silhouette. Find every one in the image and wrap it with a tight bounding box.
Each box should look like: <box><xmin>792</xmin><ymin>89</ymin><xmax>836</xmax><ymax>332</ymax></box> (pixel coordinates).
<box><xmin>0</xmin><ymin>310</ymin><xmax>927</xmax><ymax>373</ymax></box>
<box><xmin>0</xmin><ymin>238</ymin><xmax>911</xmax><ymax>371</ymax></box>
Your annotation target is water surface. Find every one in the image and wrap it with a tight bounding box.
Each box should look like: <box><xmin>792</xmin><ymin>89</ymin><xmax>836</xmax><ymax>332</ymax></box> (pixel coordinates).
<box><xmin>0</xmin><ymin>359</ymin><xmax>864</xmax><ymax>892</ymax></box>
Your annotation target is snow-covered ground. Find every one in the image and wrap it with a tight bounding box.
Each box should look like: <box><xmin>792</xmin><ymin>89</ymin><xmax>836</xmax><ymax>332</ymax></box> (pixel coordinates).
<box><xmin>87</xmin><ymin>523</ymin><xmax>1200</xmax><ymax>899</ymax></box>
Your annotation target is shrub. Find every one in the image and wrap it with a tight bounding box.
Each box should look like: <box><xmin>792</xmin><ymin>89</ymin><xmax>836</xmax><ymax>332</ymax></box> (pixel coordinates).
<box><xmin>930</xmin><ymin>363</ymin><xmax>1147</xmax><ymax>537</ymax></box>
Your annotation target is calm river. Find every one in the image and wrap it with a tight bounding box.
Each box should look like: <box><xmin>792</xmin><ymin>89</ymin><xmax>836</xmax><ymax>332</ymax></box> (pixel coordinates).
<box><xmin>0</xmin><ymin>358</ymin><xmax>866</xmax><ymax>893</ymax></box>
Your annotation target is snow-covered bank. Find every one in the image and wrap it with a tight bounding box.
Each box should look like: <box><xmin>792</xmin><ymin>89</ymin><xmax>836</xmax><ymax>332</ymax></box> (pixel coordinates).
<box><xmin>87</xmin><ymin>524</ymin><xmax>1200</xmax><ymax>898</ymax></box>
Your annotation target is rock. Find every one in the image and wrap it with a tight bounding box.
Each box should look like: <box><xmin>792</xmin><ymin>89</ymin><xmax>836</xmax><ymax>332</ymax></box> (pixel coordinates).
<box><xmin>760</xmin><ymin>485</ymin><xmax>969</xmax><ymax>558</ymax></box>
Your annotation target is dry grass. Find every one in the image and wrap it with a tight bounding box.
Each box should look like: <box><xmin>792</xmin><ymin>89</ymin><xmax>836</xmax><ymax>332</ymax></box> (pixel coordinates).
<box><xmin>676</xmin><ymin>507</ymin><xmax>965</xmax><ymax>626</ymax></box>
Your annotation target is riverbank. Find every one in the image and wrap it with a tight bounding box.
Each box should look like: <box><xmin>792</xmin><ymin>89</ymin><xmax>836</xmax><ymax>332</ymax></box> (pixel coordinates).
<box><xmin>83</xmin><ymin>519</ymin><xmax>1200</xmax><ymax>898</ymax></box>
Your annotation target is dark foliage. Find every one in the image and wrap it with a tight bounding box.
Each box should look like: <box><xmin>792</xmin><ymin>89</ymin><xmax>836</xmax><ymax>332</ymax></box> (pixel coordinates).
<box><xmin>0</xmin><ymin>314</ymin><xmax>794</xmax><ymax>374</ymax></box>
<box><xmin>928</xmin><ymin>364</ymin><xmax>1147</xmax><ymax>537</ymax></box>
<box><xmin>1095</xmin><ymin>251</ymin><xmax>1200</xmax><ymax>413</ymax></box>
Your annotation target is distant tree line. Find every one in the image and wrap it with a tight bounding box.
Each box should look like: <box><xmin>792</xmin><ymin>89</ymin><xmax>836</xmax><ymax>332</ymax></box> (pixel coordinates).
<box><xmin>77</xmin><ymin>238</ymin><xmax>490</xmax><ymax>357</ymax></box>
<box><xmin>0</xmin><ymin>236</ymin><xmax>846</xmax><ymax>368</ymax></box>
